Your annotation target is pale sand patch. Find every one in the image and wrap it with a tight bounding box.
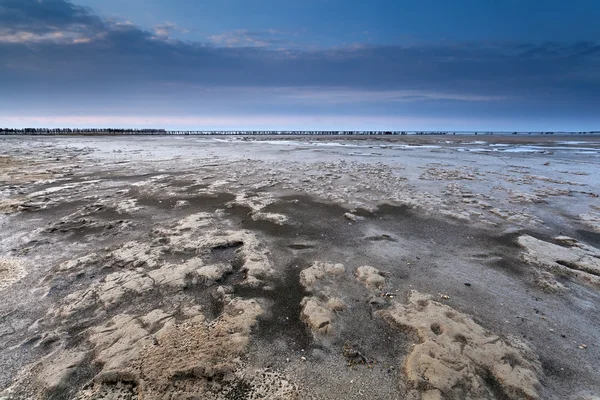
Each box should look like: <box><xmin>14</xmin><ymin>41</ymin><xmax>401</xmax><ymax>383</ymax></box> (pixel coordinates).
<box><xmin>299</xmin><ymin>262</ymin><xmax>346</xmax><ymax>337</ymax></box>
<box><xmin>355</xmin><ymin>265</ymin><xmax>386</xmax><ymax>291</ymax></box>
<box><xmin>0</xmin><ymin>258</ymin><xmax>26</xmax><ymax>291</ymax></box>
<box><xmin>518</xmin><ymin>235</ymin><xmax>600</xmax><ymax>287</ymax></box>
<box><xmin>0</xmin><ymin>156</ymin><xmax>54</xmax><ymax>184</ymax></box>
<box><xmin>229</xmin><ymin>191</ymin><xmax>289</xmax><ymax>225</ymax></box>
<box><xmin>579</xmin><ymin>212</ymin><xmax>600</xmax><ymax>233</ymax></box>
<box><xmin>12</xmin><ymin>297</ymin><xmax>298</xmax><ymax>399</ymax></box>
<box><xmin>0</xmin><ymin>198</ymin><xmax>25</xmax><ymax>214</ymax></box>
<box><xmin>379</xmin><ymin>290</ymin><xmax>541</xmax><ymax>400</ymax></box>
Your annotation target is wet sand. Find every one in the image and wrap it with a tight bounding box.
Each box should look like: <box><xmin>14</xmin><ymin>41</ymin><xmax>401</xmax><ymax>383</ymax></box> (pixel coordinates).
<box><xmin>0</xmin><ymin>135</ymin><xmax>599</xmax><ymax>399</ymax></box>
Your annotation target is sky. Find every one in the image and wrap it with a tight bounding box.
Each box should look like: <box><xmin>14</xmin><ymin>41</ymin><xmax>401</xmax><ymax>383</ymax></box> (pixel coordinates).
<box><xmin>1</xmin><ymin>0</ymin><xmax>599</xmax><ymax>131</ymax></box>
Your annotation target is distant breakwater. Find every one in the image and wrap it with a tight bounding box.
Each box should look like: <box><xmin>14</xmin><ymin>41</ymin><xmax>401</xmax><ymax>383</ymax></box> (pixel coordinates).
<box><xmin>1</xmin><ymin>129</ymin><xmax>598</xmax><ymax>136</ymax></box>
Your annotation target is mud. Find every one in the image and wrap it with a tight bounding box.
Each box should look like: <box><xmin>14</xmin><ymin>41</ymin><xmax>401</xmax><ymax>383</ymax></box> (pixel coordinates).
<box><xmin>0</xmin><ymin>135</ymin><xmax>599</xmax><ymax>399</ymax></box>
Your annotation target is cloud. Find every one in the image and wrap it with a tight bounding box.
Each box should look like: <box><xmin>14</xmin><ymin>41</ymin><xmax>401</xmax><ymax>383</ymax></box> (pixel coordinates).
<box><xmin>153</xmin><ymin>22</ymin><xmax>188</xmax><ymax>38</ymax></box>
<box><xmin>271</xmin><ymin>87</ymin><xmax>509</xmax><ymax>103</ymax></box>
<box><xmin>0</xmin><ymin>0</ymin><xmax>104</xmax><ymax>43</ymax></box>
<box><xmin>0</xmin><ymin>0</ymin><xmax>598</xmax><ymax>124</ymax></box>
<box><xmin>208</xmin><ymin>29</ymin><xmax>298</xmax><ymax>49</ymax></box>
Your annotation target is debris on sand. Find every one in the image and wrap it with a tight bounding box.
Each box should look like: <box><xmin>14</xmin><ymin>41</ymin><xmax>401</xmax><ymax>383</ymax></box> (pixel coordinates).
<box><xmin>379</xmin><ymin>290</ymin><xmax>542</xmax><ymax>400</ymax></box>
<box><xmin>342</xmin><ymin>343</ymin><xmax>374</xmax><ymax>367</ymax></box>
<box><xmin>518</xmin><ymin>235</ymin><xmax>600</xmax><ymax>287</ymax></box>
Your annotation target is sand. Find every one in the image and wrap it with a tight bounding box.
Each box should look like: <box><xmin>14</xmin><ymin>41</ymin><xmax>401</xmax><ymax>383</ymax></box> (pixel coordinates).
<box><xmin>0</xmin><ymin>134</ymin><xmax>599</xmax><ymax>399</ymax></box>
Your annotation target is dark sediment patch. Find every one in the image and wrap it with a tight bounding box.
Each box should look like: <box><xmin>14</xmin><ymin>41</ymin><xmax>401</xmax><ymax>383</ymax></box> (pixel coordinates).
<box><xmin>83</xmin><ymin>205</ymin><xmax>133</xmax><ymax>221</ymax></box>
<box><xmin>14</xmin><ymin>199</ymin><xmax>87</xmax><ymax>219</ymax></box>
<box><xmin>44</xmin><ymin>218</ymin><xmax>130</xmax><ymax>238</ymax></box>
<box><xmin>204</xmin><ymin>241</ymin><xmax>245</xmax><ymax>267</ymax></box>
<box><xmin>45</xmin><ymin>352</ymin><xmax>101</xmax><ymax>400</ymax></box>
<box><xmin>233</xmin><ymin>260</ymin><xmax>312</xmax><ymax>351</ymax></box>
<box><xmin>225</xmin><ymin>194</ymin><xmax>535</xmax><ymax>283</ymax></box>
<box><xmin>575</xmin><ymin>229</ymin><xmax>600</xmax><ymax>248</ymax></box>
<box><xmin>131</xmin><ymin>188</ymin><xmax>235</xmax><ymax>213</ymax></box>
<box><xmin>364</xmin><ymin>234</ymin><xmax>397</xmax><ymax>242</ymax></box>
<box><xmin>178</xmin><ymin>183</ymin><xmax>211</xmax><ymax>193</ymax></box>
<box><xmin>64</xmin><ymin>321</ymin><xmax>96</xmax><ymax>350</ymax></box>
<box><xmin>45</xmin><ymin>266</ymin><xmax>102</xmax><ymax>301</ymax></box>
<box><xmin>224</xmin><ymin>194</ymin><xmax>369</xmax><ymax>243</ymax></box>
<box><xmin>365</xmin><ymin>203</ymin><xmax>531</xmax><ymax>278</ymax></box>
<box><xmin>91</xmin><ymin>171</ymin><xmax>189</xmax><ymax>184</ymax></box>
<box><xmin>288</xmin><ymin>244</ymin><xmax>314</xmax><ymax>250</ymax></box>
<box><xmin>481</xmin><ymin>367</ymin><xmax>513</xmax><ymax>400</ymax></box>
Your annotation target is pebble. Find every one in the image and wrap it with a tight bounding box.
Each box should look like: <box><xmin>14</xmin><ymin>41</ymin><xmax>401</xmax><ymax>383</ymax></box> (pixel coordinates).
<box><xmin>344</xmin><ymin>212</ymin><xmax>357</xmax><ymax>221</ymax></box>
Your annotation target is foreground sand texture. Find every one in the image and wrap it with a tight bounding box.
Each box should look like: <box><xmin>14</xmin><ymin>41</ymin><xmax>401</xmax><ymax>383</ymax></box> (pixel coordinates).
<box><xmin>1</xmin><ymin>135</ymin><xmax>599</xmax><ymax>399</ymax></box>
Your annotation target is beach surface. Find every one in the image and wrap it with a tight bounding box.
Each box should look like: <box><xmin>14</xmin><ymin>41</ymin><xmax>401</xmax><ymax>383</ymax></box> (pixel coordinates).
<box><xmin>1</xmin><ymin>134</ymin><xmax>599</xmax><ymax>399</ymax></box>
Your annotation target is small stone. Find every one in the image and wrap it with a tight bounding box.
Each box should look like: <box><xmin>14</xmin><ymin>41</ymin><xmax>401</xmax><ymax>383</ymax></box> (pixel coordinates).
<box><xmin>344</xmin><ymin>212</ymin><xmax>357</xmax><ymax>221</ymax></box>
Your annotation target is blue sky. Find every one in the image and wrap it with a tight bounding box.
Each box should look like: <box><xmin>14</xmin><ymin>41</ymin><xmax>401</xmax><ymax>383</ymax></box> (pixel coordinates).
<box><xmin>1</xmin><ymin>0</ymin><xmax>599</xmax><ymax>130</ymax></box>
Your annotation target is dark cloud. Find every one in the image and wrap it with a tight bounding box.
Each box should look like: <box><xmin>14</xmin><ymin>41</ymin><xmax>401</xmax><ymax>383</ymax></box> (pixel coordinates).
<box><xmin>0</xmin><ymin>0</ymin><xmax>103</xmax><ymax>34</ymax></box>
<box><xmin>0</xmin><ymin>0</ymin><xmax>598</xmax><ymax>107</ymax></box>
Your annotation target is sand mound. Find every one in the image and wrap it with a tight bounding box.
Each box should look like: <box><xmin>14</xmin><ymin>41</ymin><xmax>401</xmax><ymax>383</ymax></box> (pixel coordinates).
<box><xmin>79</xmin><ymin>296</ymin><xmax>297</xmax><ymax>399</ymax></box>
<box><xmin>379</xmin><ymin>290</ymin><xmax>542</xmax><ymax>400</ymax></box>
<box><xmin>299</xmin><ymin>261</ymin><xmax>345</xmax><ymax>292</ymax></box>
<box><xmin>299</xmin><ymin>262</ymin><xmax>346</xmax><ymax>337</ymax></box>
<box><xmin>21</xmin><ymin>295</ymin><xmax>298</xmax><ymax>399</ymax></box>
<box><xmin>518</xmin><ymin>235</ymin><xmax>600</xmax><ymax>287</ymax></box>
<box><xmin>355</xmin><ymin>265</ymin><xmax>386</xmax><ymax>291</ymax></box>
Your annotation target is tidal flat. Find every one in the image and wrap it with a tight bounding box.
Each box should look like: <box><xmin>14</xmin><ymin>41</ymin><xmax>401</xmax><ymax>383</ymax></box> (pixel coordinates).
<box><xmin>0</xmin><ymin>134</ymin><xmax>599</xmax><ymax>399</ymax></box>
